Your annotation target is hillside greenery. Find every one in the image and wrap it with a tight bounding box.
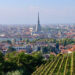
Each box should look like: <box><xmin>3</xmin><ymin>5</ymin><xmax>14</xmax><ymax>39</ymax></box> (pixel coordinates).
<box><xmin>0</xmin><ymin>51</ymin><xmax>44</xmax><ymax>75</ymax></box>
<box><xmin>32</xmin><ymin>52</ymin><xmax>75</xmax><ymax>75</ymax></box>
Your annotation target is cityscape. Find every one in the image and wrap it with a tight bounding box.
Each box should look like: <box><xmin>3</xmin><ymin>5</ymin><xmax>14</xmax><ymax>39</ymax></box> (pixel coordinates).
<box><xmin>0</xmin><ymin>0</ymin><xmax>75</xmax><ymax>75</ymax></box>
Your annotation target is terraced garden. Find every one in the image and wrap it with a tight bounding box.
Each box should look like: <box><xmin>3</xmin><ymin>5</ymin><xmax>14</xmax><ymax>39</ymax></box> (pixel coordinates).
<box><xmin>32</xmin><ymin>52</ymin><xmax>75</xmax><ymax>75</ymax></box>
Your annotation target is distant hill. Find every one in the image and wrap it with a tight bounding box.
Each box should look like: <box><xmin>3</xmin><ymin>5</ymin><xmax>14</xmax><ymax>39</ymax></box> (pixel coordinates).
<box><xmin>32</xmin><ymin>52</ymin><xmax>74</xmax><ymax>75</ymax></box>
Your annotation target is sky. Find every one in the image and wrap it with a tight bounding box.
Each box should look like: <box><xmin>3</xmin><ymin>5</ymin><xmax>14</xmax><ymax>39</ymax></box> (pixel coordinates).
<box><xmin>0</xmin><ymin>0</ymin><xmax>75</xmax><ymax>24</ymax></box>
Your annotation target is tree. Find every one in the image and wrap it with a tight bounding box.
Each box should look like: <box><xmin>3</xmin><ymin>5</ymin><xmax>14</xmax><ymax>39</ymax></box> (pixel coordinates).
<box><xmin>2</xmin><ymin>51</ymin><xmax>44</xmax><ymax>75</ymax></box>
<box><xmin>5</xmin><ymin>51</ymin><xmax>44</xmax><ymax>75</ymax></box>
<box><xmin>7</xmin><ymin>46</ymin><xmax>16</xmax><ymax>53</ymax></box>
<box><xmin>56</xmin><ymin>42</ymin><xmax>59</xmax><ymax>49</ymax></box>
<box><xmin>6</xmin><ymin>70</ymin><xmax>23</xmax><ymax>75</ymax></box>
<box><xmin>42</xmin><ymin>47</ymin><xmax>49</xmax><ymax>54</ymax></box>
<box><xmin>7</xmin><ymin>40</ymin><xmax>12</xmax><ymax>44</ymax></box>
<box><xmin>32</xmin><ymin>51</ymin><xmax>44</xmax><ymax>66</ymax></box>
<box><xmin>25</xmin><ymin>39</ymin><xmax>29</xmax><ymax>44</ymax></box>
<box><xmin>63</xmin><ymin>40</ymin><xmax>67</xmax><ymax>46</ymax></box>
<box><xmin>0</xmin><ymin>52</ymin><xmax>4</xmax><ymax>75</ymax></box>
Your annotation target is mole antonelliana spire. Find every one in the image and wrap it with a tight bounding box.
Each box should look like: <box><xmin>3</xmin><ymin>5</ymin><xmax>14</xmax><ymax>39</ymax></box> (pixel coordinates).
<box><xmin>36</xmin><ymin>12</ymin><xmax>41</xmax><ymax>32</ymax></box>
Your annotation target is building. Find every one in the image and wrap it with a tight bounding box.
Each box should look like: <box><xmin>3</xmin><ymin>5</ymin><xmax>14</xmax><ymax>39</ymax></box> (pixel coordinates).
<box><xmin>36</xmin><ymin>12</ymin><xmax>41</xmax><ymax>32</ymax></box>
<box><xmin>31</xmin><ymin>12</ymin><xmax>48</xmax><ymax>38</ymax></box>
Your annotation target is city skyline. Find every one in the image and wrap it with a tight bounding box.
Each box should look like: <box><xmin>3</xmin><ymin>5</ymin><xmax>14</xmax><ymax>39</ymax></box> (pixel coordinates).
<box><xmin>0</xmin><ymin>0</ymin><xmax>75</xmax><ymax>24</ymax></box>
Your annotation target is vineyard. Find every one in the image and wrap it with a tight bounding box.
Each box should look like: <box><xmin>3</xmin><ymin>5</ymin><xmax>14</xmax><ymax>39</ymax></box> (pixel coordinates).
<box><xmin>32</xmin><ymin>52</ymin><xmax>75</xmax><ymax>75</ymax></box>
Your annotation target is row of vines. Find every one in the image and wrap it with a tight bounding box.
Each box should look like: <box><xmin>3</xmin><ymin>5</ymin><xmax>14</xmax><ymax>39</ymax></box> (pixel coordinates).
<box><xmin>32</xmin><ymin>52</ymin><xmax>75</xmax><ymax>75</ymax></box>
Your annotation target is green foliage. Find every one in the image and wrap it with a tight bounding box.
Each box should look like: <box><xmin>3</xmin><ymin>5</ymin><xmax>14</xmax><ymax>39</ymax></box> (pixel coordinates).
<box><xmin>32</xmin><ymin>51</ymin><xmax>44</xmax><ymax>66</ymax></box>
<box><xmin>31</xmin><ymin>38</ymin><xmax>75</xmax><ymax>47</ymax></box>
<box><xmin>0</xmin><ymin>52</ymin><xmax>4</xmax><ymax>75</ymax></box>
<box><xmin>32</xmin><ymin>53</ymin><xmax>75</xmax><ymax>75</ymax></box>
<box><xmin>42</xmin><ymin>47</ymin><xmax>49</xmax><ymax>54</ymax></box>
<box><xmin>7</xmin><ymin>40</ymin><xmax>12</xmax><ymax>44</ymax></box>
<box><xmin>0</xmin><ymin>51</ymin><xmax>44</xmax><ymax>75</ymax></box>
<box><xmin>6</xmin><ymin>46</ymin><xmax>16</xmax><ymax>53</ymax></box>
<box><xmin>0</xmin><ymin>52</ymin><xmax>4</xmax><ymax>62</ymax></box>
<box><xmin>42</xmin><ymin>46</ymin><xmax>52</xmax><ymax>54</ymax></box>
<box><xmin>48</xmin><ymin>54</ymin><xmax>55</xmax><ymax>62</ymax></box>
<box><xmin>25</xmin><ymin>38</ymin><xmax>29</xmax><ymax>44</ymax></box>
<box><xmin>58</xmin><ymin>38</ymin><xmax>75</xmax><ymax>46</ymax></box>
<box><xmin>56</xmin><ymin>42</ymin><xmax>59</xmax><ymax>49</ymax></box>
<box><xmin>6</xmin><ymin>70</ymin><xmax>23</xmax><ymax>75</ymax></box>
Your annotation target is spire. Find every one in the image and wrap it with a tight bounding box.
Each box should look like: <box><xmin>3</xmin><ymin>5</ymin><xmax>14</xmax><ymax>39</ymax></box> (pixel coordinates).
<box><xmin>36</xmin><ymin>12</ymin><xmax>41</xmax><ymax>32</ymax></box>
<box><xmin>38</xmin><ymin>12</ymin><xmax>40</xmax><ymax>25</ymax></box>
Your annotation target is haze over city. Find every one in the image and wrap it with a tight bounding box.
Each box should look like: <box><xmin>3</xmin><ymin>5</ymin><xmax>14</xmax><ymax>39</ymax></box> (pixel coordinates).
<box><xmin>0</xmin><ymin>0</ymin><xmax>75</xmax><ymax>24</ymax></box>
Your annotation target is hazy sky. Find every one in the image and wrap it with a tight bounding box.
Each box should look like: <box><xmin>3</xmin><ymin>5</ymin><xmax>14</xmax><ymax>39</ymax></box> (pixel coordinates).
<box><xmin>0</xmin><ymin>0</ymin><xmax>75</xmax><ymax>24</ymax></box>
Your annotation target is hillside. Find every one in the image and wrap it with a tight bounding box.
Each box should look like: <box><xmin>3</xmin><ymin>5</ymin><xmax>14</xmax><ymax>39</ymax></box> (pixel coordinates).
<box><xmin>32</xmin><ymin>52</ymin><xmax>75</xmax><ymax>75</ymax></box>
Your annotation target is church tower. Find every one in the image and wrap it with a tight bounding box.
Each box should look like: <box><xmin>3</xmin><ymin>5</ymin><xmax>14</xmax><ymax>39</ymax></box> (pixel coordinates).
<box><xmin>36</xmin><ymin>12</ymin><xmax>41</xmax><ymax>32</ymax></box>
